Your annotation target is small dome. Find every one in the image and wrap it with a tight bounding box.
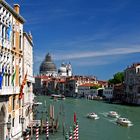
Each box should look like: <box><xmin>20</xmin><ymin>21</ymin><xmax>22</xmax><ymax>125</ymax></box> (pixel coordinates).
<box><xmin>67</xmin><ymin>63</ymin><xmax>72</xmax><ymax>70</ymax></box>
<box><xmin>58</xmin><ymin>66</ymin><xmax>67</xmax><ymax>73</ymax></box>
<box><xmin>40</xmin><ymin>53</ymin><xmax>57</xmax><ymax>74</ymax></box>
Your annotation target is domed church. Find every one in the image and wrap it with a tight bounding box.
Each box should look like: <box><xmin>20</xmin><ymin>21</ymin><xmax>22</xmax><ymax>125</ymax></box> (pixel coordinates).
<box><xmin>40</xmin><ymin>53</ymin><xmax>57</xmax><ymax>76</ymax></box>
<box><xmin>40</xmin><ymin>53</ymin><xmax>72</xmax><ymax>77</ymax></box>
<box><xmin>58</xmin><ymin>62</ymin><xmax>72</xmax><ymax>77</ymax></box>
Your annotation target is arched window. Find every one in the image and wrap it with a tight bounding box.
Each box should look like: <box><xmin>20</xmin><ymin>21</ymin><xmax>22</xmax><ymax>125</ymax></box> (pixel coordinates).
<box><xmin>0</xmin><ymin>105</ymin><xmax>6</xmax><ymax>140</ymax></box>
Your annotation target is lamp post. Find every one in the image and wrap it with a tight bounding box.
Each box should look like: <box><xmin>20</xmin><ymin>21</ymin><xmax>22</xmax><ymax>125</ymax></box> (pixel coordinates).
<box><xmin>7</xmin><ymin>117</ymin><xmax>11</xmax><ymax>140</ymax></box>
<box><xmin>21</xmin><ymin>116</ymin><xmax>25</xmax><ymax>137</ymax></box>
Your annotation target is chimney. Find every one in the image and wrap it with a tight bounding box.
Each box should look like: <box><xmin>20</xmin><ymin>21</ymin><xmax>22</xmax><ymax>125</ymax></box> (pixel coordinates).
<box><xmin>14</xmin><ymin>4</ymin><xmax>20</xmax><ymax>14</ymax></box>
<box><xmin>28</xmin><ymin>31</ymin><xmax>33</xmax><ymax>40</ymax></box>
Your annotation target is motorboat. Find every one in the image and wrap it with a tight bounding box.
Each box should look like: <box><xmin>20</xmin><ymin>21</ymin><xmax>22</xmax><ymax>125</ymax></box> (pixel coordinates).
<box><xmin>86</xmin><ymin>112</ymin><xmax>99</xmax><ymax>120</ymax></box>
<box><xmin>51</xmin><ymin>94</ymin><xmax>66</xmax><ymax>100</ymax></box>
<box><xmin>108</xmin><ymin>111</ymin><xmax>119</xmax><ymax>118</ymax></box>
<box><xmin>33</xmin><ymin>102</ymin><xmax>42</xmax><ymax>106</ymax></box>
<box><xmin>116</xmin><ymin>117</ymin><xmax>132</xmax><ymax>126</ymax></box>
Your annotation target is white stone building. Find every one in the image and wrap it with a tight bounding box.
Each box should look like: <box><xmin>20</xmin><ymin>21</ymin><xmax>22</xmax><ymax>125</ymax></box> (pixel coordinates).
<box><xmin>0</xmin><ymin>1</ymin><xmax>34</xmax><ymax>139</ymax></box>
<box><xmin>103</xmin><ymin>88</ymin><xmax>113</xmax><ymax>100</ymax></box>
<box><xmin>78</xmin><ymin>83</ymin><xmax>98</xmax><ymax>97</ymax></box>
<box><xmin>22</xmin><ymin>32</ymin><xmax>34</xmax><ymax>133</ymax></box>
<box><xmin>65</xmin><ymin>76</ymin><xmax>97</xmax><ymax>97</ymax></box>
<box><xmin>124</xmin><ymin>63</ymin><xmax>140</xmax><ymax>104</ymax></box>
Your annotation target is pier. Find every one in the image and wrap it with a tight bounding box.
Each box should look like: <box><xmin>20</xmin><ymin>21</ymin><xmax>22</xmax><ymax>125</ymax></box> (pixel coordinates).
<box><xmin>27</xmin><ymin>120</ymin><xmax>59</xmax><ymax>133</ymax></box>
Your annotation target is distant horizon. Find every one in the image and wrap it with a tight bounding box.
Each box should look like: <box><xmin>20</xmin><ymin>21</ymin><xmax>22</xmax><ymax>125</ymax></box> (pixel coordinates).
<box><xmin>7</xmin><ymin>0</ymin><xmax>140</xmax><ymax>80</ymax></box>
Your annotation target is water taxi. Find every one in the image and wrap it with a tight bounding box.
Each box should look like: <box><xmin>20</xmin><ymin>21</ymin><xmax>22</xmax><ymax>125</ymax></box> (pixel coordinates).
<box><xmin>116</xmin><ymin>117</ymin><xmax>132</xmax><ymax>126</ymax></box>
<box><xmin>51</xmin><ymin>94</ymin><xmax>66</xmax><ymax>100</ymax></box>
<box><xmin>108</xmin><ymin>111</ymin><xmax>119</xmax><ymax>118</ymax></box>
<box><xmin>33</xmin><ymin>102</ymin><xmax>42</xmax><ymax>106</ymax></box>
<box><xmin>86</xmin><ymin>112</ymin><xmax>99</xmax><ymax>120</ymax></box>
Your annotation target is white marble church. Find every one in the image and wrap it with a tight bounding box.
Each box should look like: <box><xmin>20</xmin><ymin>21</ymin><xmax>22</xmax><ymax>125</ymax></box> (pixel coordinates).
<box><xmin>40</xmin><ymin>53</ymin><xmax>72</xmax><ymax>77</ymax></box>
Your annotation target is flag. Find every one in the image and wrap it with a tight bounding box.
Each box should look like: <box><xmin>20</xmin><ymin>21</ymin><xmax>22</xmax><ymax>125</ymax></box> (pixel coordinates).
<box><xmin>0</xmin><ymin>67</ymin><xmax>4</xmax><ymax>89</ymax></box>
<box><xmin>7</xmin><ymin>24</ymin><xmax>12</xmax><ymax>41</ymax></box>
<box><xmin>11</xmin><ymin>70</ymin><xmax>16</xmax><ymax>86</ymax></box>
<box><xmin>19</xmin><ymin>72</ymin><xmax>27</xmax><ymax>99</ymax></box>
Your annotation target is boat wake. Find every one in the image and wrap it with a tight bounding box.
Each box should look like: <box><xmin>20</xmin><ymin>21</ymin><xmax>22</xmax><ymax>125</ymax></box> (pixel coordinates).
<box><xmin>103</xmin><ymin>117</ymin><xmax>117</xmax><ymax>124</ymax></box>
<box><xmin>100</xmin><ymin>112</ymin><xmax>120</xmax><ymax>118</ymax></box>
<box><xmin>99</xmin><ymin>112</ymin><xmax>108</xmax><ymax>117</ymax></box>
<box><xmin>116</xmin><ymin>122</ymin><xmax>133</xmax><ymax>127</ymax></box>
<box><xmin>91</xmin><ymin>116</ymin><xmax>100</xmax><ymax>120</ymax></box>
<box><xmin>127</xmin><ymin>123</ymin><xmax>133</xmax><ymax>127</ymax></box>
<box><xmin>99</xmin><ymin>112</ymin><xmax>118</xmax><ymax>125</ymax></box>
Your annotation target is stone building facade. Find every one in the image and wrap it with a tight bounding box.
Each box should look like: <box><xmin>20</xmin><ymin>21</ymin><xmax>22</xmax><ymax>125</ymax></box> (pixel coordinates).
<box><xmin>0</xmin><ymin>1</ymin><xmax>34</xmax><ymax>139</ymax></box>
<box><xmin>124</xmin><ymin>63</ymin><xmax>140</xmax><ymax>104</ymax></box>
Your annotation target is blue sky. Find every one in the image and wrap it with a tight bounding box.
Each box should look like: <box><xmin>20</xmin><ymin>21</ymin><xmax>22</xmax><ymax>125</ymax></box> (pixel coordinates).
<box><xmin>7</xmin><ymin>0</ymin><xmax>140</xmax><ymax>80</ymax></box>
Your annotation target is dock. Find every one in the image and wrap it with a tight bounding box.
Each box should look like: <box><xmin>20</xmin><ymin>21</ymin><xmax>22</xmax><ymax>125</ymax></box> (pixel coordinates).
<box><xmin>27</xmin><ymin>120</ymin><xmax>59</xmax><ymax>133</ymax></box>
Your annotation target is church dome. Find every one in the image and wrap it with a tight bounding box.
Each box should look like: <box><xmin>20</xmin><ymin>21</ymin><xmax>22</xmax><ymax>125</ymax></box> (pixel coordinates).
<box><xmin>40</xmin><ymin>53</ymin><xmax>57</xmax><ymax>74</ymax></box>
<box><xmin>58</xmin><ymin>63</ymin><xmax>67</xmax><ymax>73</ymax></box>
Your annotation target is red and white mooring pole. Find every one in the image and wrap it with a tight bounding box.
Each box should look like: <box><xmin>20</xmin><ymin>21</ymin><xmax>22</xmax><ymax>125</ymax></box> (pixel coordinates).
<box><xmin>73</xmin><ymin>124</ymin><xmax>77</xmax><ymax>140</ymax></box>
<box><xmin>69</xmin><ymin>126</ymin><xmax>73</xmax><ymax>140</ymax></box>
<box><xmin>25</xmin><ymin>131</ymin><xmax>30</xmax><ymax>140</ymax></box>
<box><xmin>36</xmin><ymin>124</ymin><xmax>39</xmax><ymax>140</ymax></box>
<box><xmin>73</xmin><ymin>112</ymin><xmax>77</xmax><ymax>140</ymax></box>
<box><xmin>46</xmin><ymin>119</ymin><xmax>49</xmax><ymax>139</ymax></box>
<box><xmin>76</xmin><ymin>120</ymin><xmax>79</xmax><ymax>140</ymax></box>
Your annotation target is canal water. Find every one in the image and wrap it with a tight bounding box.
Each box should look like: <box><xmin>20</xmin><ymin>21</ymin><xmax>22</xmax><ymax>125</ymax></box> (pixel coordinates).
<box><xmin>34</xmin><ymin>96</ymin><xmax>140</xmax><ymax>140</ymax></box>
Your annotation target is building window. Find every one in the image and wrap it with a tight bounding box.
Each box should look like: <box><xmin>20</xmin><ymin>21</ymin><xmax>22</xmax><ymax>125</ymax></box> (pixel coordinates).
<box><xmin>2</xmin><ymin>25</ymin><xmax>4</xmax><ymax>38</ymax></box>
<box><xmin>5</xmin><ymin>27</ymin><xmax>7</xmax><ymax>39</ymax></box>
<box><xmin>8</xmin><ymin>74</ymin><xmax>10</xmax><ymax>86</ymax></box>
<box><xmin>19</xmin><ymin>115</ymin><xmax>21</xmax><ymax>123</ymax></box>
<box><xmin>19</xmin><ymin>99</ymin><xmax>21</xmax><ymax>108</ymax></box>
<box><xmin>12</xmin><ymin>118</ymin><xmax>14</xmax><ymax>127</ymax></box>
<box><xmin>137</xmin><ymin>68</ymin><xmax>140</xmax><ymax>73</ymax></box>
<box><xmin>137</xmin><ymin>87</ymin><xmax>140</xmax><ymax>93</ymax></box>
<box><xmin>19</xmin><ymin>75</ymin><xmax>21</xmax><ymax>85</ymax></box>
<box><xmin>5</xmin><ymin>73</ymin><xmax>7</xmax><ymax>86</ymax></box>
<box><xmin>12</xmin><ymin>96</ymin><xmax>15</xmax><ymax>110</ymax></box>
<box><xmin>129</xmin><ymin>86</ymin><xmax>133</xmax><ymax>91</ymax></box>
<box><xmin>12</xmin><ymin>31</ymin><xmax>15</xmax><ymax>46</ymax></box>
<box><xmin>19</xmin><ymin>34</ymin><xmax>21</xmax><ymax>49</ymax></box>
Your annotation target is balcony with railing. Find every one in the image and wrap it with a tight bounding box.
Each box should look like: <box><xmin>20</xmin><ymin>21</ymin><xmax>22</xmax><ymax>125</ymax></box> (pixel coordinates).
<box><xmin>0</xmin><ymin>86</ymin><xmax>20</xmax><ymax>95</ymax></box>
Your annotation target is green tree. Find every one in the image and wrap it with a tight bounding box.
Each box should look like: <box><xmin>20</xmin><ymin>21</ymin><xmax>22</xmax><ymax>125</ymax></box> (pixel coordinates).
<box><xmin>108</xmin><ymin>72</ymin><xmax>124</xmax><ymax>84</ymax></box>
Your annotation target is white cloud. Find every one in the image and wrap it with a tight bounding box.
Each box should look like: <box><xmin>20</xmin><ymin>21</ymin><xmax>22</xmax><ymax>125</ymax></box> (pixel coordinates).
<box><xmin>74</xmin><ymin>60</ymin><xmax>110</xmax><ymax>66</ymax></box>
<box><xmin>54</xmin><ymin>45</ymin><xmax>140</xmax><ymax>60</ymax></box>
<box><xmin>33</xmin><ymin>45</ymin><xmax>140</xmax><ymax>64</ymax></box>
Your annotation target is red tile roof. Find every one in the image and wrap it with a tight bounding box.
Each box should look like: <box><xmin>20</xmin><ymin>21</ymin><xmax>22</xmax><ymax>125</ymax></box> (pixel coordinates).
<box><xmin>35</xmin><ymin>75</ymin><xmax>50</xmax><ymax>79</ymax></box>
<box><xmin>79</xmin><ymin>83</ymin><xmax>98</xmax><ymax>87</ymax></box>
<box><xmin>98</xmin><ymin>80</ymin><xmax>108</xmax><ymax>85</ymax></box>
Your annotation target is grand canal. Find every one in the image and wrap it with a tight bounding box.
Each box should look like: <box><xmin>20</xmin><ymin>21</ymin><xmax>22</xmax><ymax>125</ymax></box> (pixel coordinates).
<box><xmin>34</xmin><ymin>96</ymin><xmax>140</xmax><ymax>140</ymax></box>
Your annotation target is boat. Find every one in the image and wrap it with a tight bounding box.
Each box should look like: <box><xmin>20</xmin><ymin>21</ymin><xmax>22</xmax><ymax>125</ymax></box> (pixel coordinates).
<box><xmin>86</xmin><ymin>112</ymin><xmax>99</xmax><ymax>120</ymax></box>
<box><xmin>116</xmin><ymin>117</ymin><xmax>132</xmax><ymax>126</ymax></box>
<box><xmin>107</xmin><ymin>111</ymin><xmax>119</xmax><ymax>118</ymax></box>
<box><xmin>51</xmin><ymin>94</ymin><xmax>65</xmax><ymax>100</ymax></box>
<box><xmin>33</xmin><ymin>102</ymin><xmax>42</xmax><ymax>105</ymax></box>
